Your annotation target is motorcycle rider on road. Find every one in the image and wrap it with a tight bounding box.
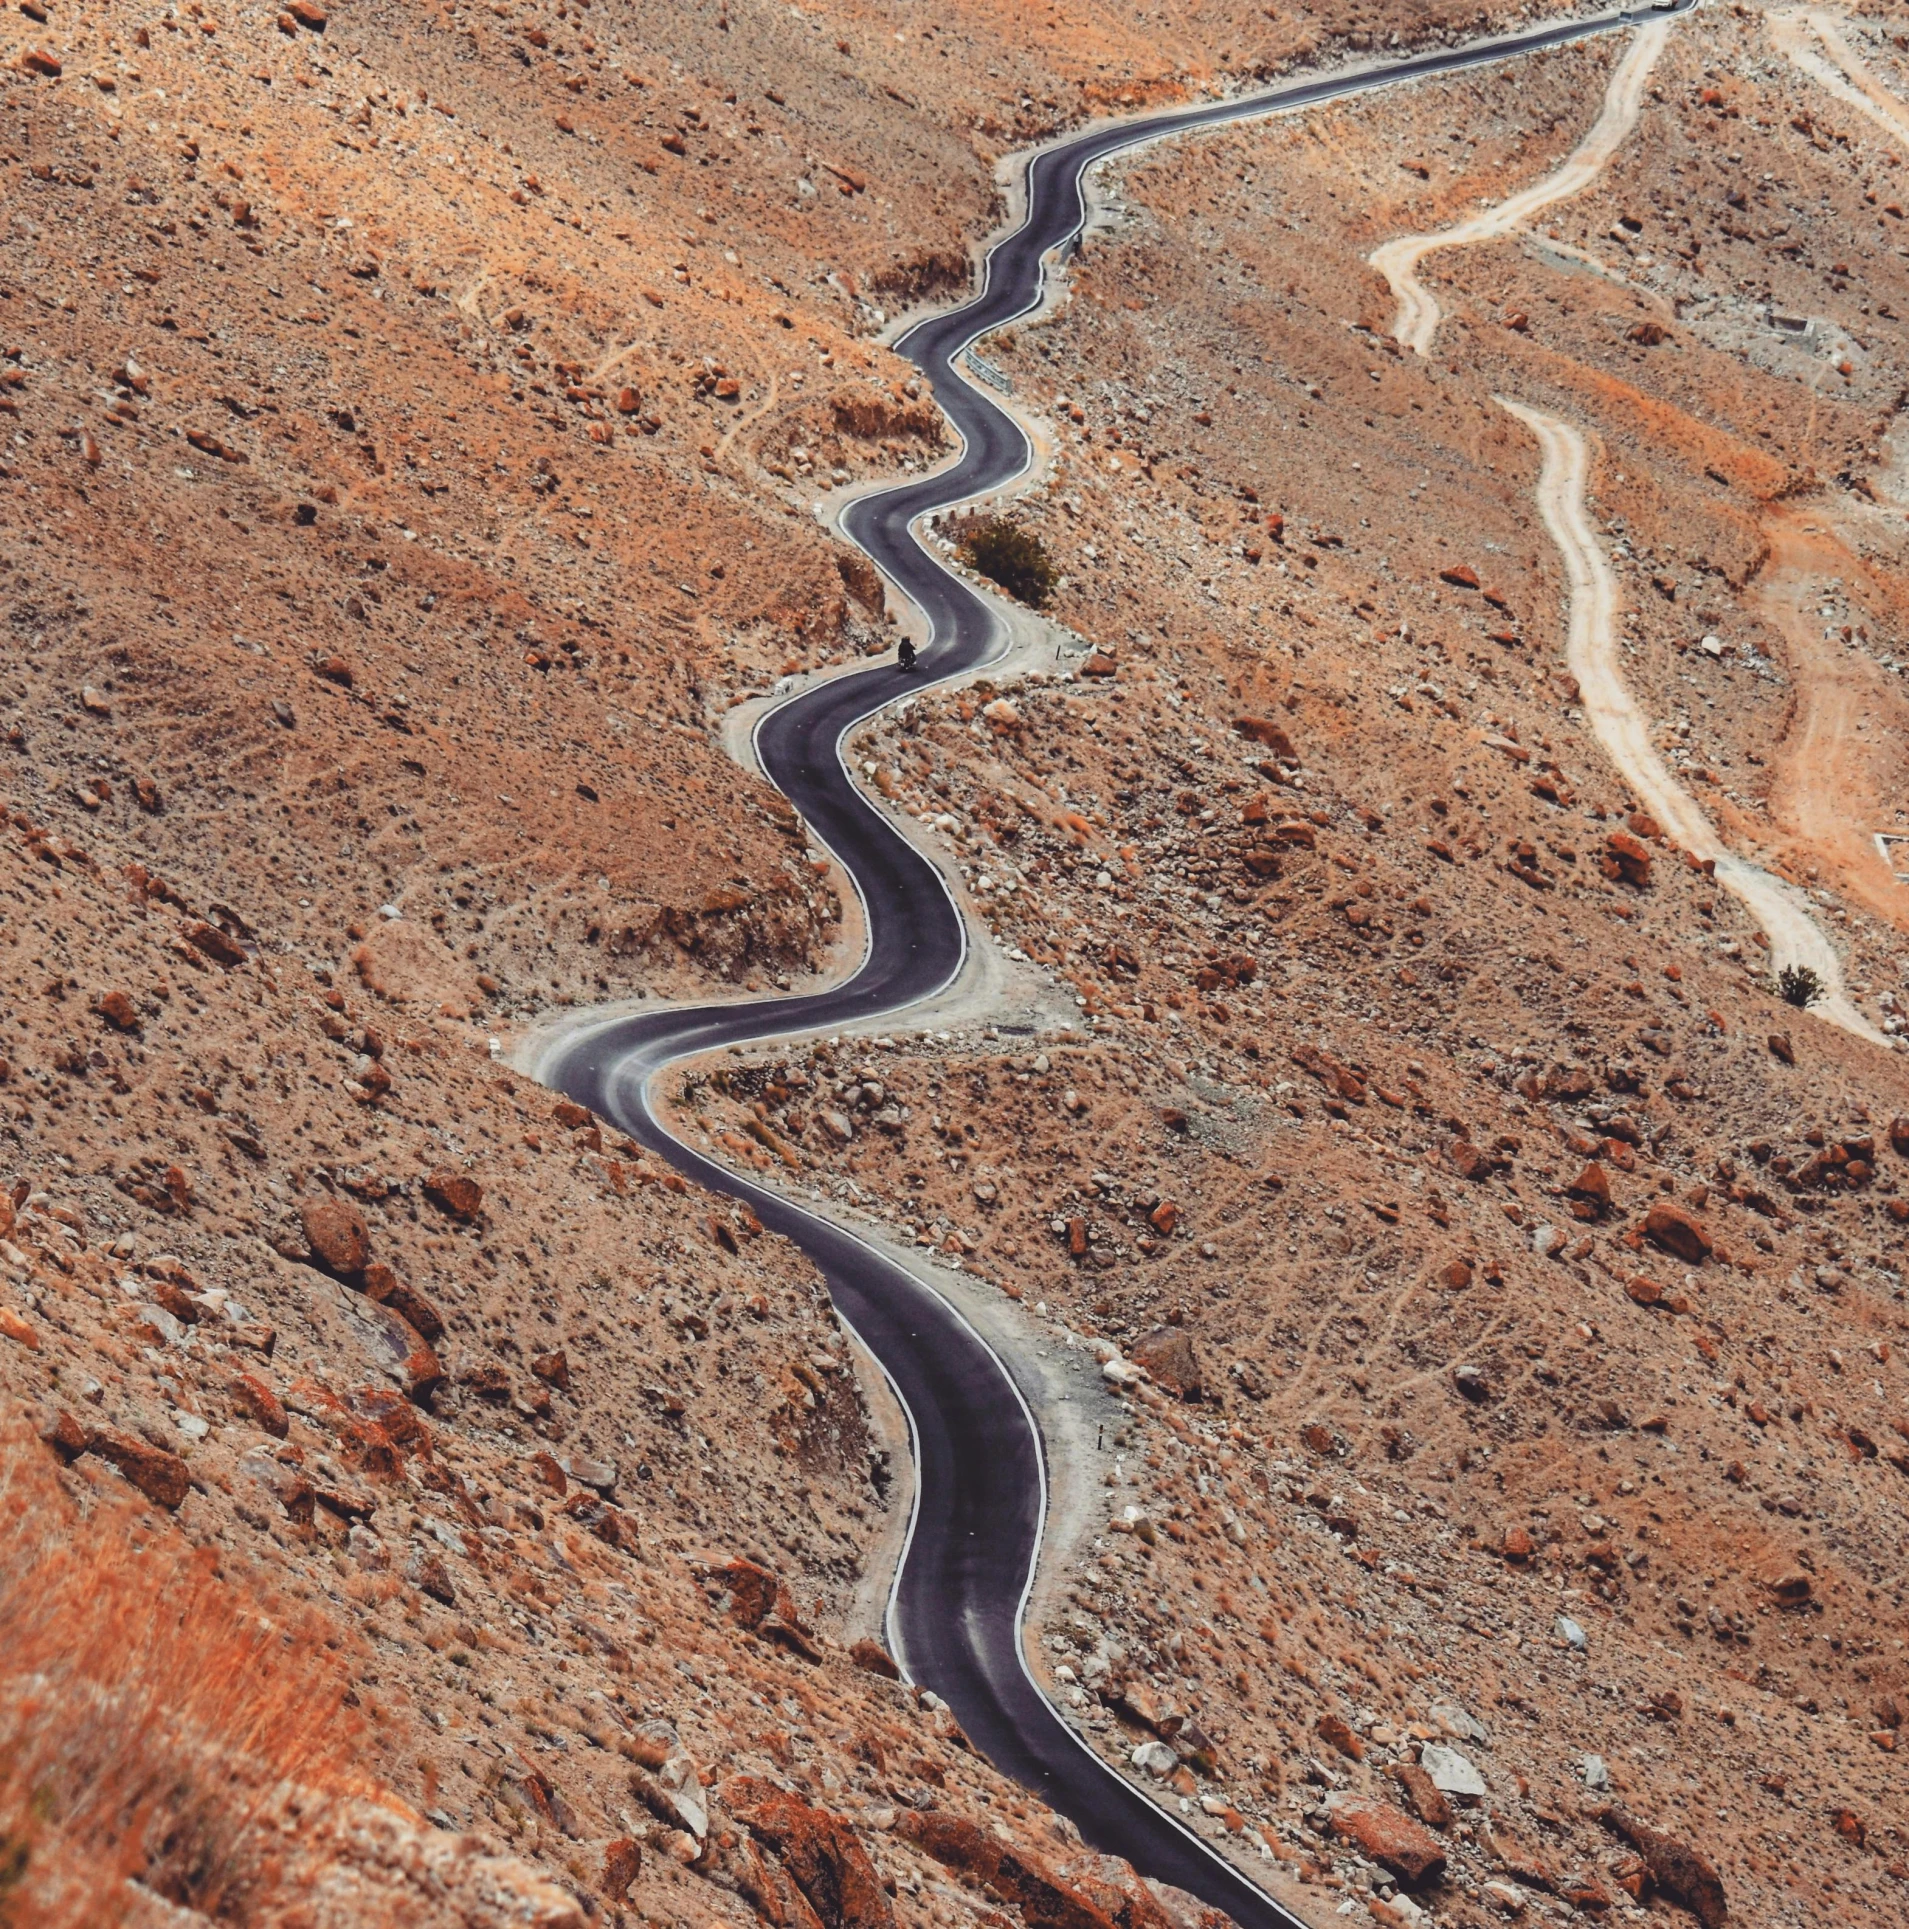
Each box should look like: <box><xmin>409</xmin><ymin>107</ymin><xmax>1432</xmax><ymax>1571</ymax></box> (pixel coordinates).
<box><xmin>897</xmin><ymin>637</ymin><xmax>918</xmax><ymax>671</ymax></box>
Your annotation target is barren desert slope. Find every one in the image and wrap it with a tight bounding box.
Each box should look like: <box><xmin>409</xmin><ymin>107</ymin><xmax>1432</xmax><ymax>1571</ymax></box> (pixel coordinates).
<box><xmin>1</xmin><ymin>2</ymin><xmax>1908</xmax><ymax>1927</ymax></box>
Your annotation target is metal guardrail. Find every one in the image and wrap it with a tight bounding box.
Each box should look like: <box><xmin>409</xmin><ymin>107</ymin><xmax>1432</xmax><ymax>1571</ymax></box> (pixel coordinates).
<box><xmin>961</xmin><ymin>346</ymin><xmax>1013</xmax><ymax>395</ymax></box>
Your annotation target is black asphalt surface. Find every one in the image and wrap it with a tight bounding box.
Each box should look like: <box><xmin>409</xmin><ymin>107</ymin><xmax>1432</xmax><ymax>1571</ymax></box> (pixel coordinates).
<box><xmin>544</xmin><ymin>9</ymin><xmax>1694</xmax><ymax>1923</ymax></box>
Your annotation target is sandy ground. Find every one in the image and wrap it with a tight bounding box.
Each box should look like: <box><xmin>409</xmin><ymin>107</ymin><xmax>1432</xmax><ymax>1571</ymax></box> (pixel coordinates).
<box><xmin>1370</xmin><ymin>15</ymin><xmax>1674</xmax><ymax>354</ymax></box>
<box><xmin>1770</xmin><ymin>6</ymin><xmax>1909</xmax><ymax>147</ymax></box>
<box><xmin>1754</xmin><ymin>512</ymin><xmax>1909</xmax><ymax>932</ymax></box>
<box><xmin>1497</xmin><ymin>396</ymin><xmax>1888</xmax><ymax>1042</ymax></box>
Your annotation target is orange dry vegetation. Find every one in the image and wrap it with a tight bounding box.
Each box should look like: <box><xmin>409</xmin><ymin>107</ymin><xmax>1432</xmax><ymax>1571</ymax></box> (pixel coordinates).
<box><xmin>0</xmin><ymin>1427</ymin><xmax>365</xmax><ymax>1926</ymax></box>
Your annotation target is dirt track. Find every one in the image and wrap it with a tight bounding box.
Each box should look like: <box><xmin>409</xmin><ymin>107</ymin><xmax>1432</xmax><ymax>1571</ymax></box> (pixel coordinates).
<box><xmin>1370</xmin><ymin>15</ymin><xmax>1673</xmax><ymax>355</ymax></box>
<box><xmin>1497</xmin><ymin>396</ymin><xmax>1887</xmax><ymax>1044</ymax></box>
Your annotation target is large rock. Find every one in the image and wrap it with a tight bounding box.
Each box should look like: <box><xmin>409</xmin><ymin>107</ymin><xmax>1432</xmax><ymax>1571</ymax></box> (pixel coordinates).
<box><xmin>1130</xmin><ymin>1326</ymin><xmax>1202</xmax><ymax>1399</ymax></box>
<box><xmin>1604</xmin><ymin>830</ymin><xmax>1653</xmax><ymax>886</ymax></box>
<box><xmin>899</xmin><ymin>1810</ymin><xmax>1121</xmax><ymax>1929</ymax></box>
<box><xmin>88</xmin><ymin>1425</ymin><xmax>191</xmax><ymax>1510</ymax></box>
<box><xmin>422</xmin><ymin>1167</ymin><xmax>483</xmax><ymax>1220</ymax></box>
<box><xmin>1645</xmin><ymin>1201</ymin><xmax>1711</xmax><ymax>1264</ymax></box>
<box><xmin>1598</xmin><ymin>1808</ymin><xmax>1728</xmax><ymax>1927</ymax></box>
<box><xmin>301</xmin><ymin>1197</ymin><xmax>371</xmax><ymax>1277</ymax></box>
<box><xmin>725</xmin><ymin>1778</ymin><xmax>896</xmax><ymax>1929</ymax></box>
<box><xmin>1325</xmin><ymin>1797</ymin><xmax>1447</xmax><ymax>1886</ymax></box>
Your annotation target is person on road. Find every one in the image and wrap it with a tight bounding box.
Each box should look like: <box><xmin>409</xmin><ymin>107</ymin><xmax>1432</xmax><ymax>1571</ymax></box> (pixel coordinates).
<box><xmin>897</xmin><ymin>637</ymin><xmax>918</xmax><ymax>671</ymax></box>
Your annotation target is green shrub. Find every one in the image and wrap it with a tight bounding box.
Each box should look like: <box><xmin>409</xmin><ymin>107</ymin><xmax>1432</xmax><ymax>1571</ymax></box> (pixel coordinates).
<box><xmin>1778</xmin><ymin>964</ymin><xmax>1825</xmax><ymax>1009</ymax></box>
<box><xmin>958</xmin><ymin>517</ymin><xmax>1055</xmax><ymax>609</ymax></box>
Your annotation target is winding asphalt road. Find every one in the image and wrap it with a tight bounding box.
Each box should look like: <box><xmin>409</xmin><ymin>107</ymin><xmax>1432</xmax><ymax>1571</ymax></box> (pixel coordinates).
<box><xmin>543</xmin><ymin>8</ymin><xmax>1695</xmax><ymax>1923</ymax></box>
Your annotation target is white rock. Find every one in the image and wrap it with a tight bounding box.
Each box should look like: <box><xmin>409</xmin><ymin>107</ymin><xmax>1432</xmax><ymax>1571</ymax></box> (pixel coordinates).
<box><xmin>1482</xmin><ymin>1878</ymin><xmax>1526</xmax><ymax>1915</ymax></box>
<box><xmin>1430</xmin><ymin>1699</ymin><xmax>1488</xmax><ymax>1745</ymax></box>
<box><xmin>1556</xmin><ymin>1614</ymin><xmax>1589</xmax><ymax>1652</ymax></box>
<box><xmin>1531</xmin><ymin>1223</ymin><xmax>1566</xmax><ymax>1259</ymax></box>
<box><xmin>1130</xmin><ymin>1740</ymin><xmax>1177</xmax><ymax>1777</ymax></box>
<box><xmin>1419</xmin><ymin>1742</ymin><xmax>1487</xmax><ymax>1800</ymax></box>
<box><xmin>658</xmin><ymin>1753</ymin><xmax>708</xmax><ymax>1840</ymax></box>
<box><xmin>1581</xmin><ymin>1753</ymin><xmax>1610</xmax><ymax>1790</ymax></box>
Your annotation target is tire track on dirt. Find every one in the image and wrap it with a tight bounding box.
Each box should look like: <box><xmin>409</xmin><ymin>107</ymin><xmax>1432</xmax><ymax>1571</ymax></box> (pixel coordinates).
<box><xmin>1371</xmin><ymin>16</ymin><xmax>1674</xmax><ymax>356</ymax></box>
<box><xmin>1496</xmin><ymin>397</ymin><xmax>1886</xmax><ymax>1043</ymax></box>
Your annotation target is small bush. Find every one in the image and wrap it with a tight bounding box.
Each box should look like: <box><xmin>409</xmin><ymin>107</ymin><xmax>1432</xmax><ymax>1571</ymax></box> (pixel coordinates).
<box><xmin>957</xmin><ymin>517</ymin><xmax>1055</xmax><ymax>609</ymax></box>
<box><xmin>1778</xmin><ymin>963</ymin><xmax>1825</xmax><ymax>1009</ymax></box>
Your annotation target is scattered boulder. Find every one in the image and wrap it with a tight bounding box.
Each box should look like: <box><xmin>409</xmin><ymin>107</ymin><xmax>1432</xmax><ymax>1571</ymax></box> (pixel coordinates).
<box><xmin>1325</xmin><ymin>1797</ymin><xmax>1447</xmax><ymax>1887</ymax></box>
<box><xmin>849</xmin><ymin>1637</ymin><xmax>900</xmax><ymax>1680</ymax></box>
<box><xmin>422</xmin><ymin>1167</ymin><xmax>483</xmax><ymax>1220</ymax></box>
<box><xmin>899</xmin><ymin>1809</ymin><xmax>1119</xmax><ymax>1929</ymax></box>
<box><xmin>1767</xmin><ymin>1032</ymin><xmax>1795</xmax><ymax>1066</ymax></box>
<box><xmin>1645</xmin><ymin>1201</ymin><xmax>1711</xmax><ymax>1264</ymax></box>
<box><xmin>300</xmin><ymin>1196</ymin><xmax>371</xmax><ymax>1278</ymax></box>
<box><xmin>1418</xmin><ymin>1743</ymin><xmax>1487</xmax><ymax>1802</ymax></box>
<box><xmin>1603</xmin><ymin>831</ymin><xmax>1653</xmax><ymax>887</ymax></box>
<box><xmin>1568</xmin><ymin>1162</ymin><xmax>1613</xmax><ymax>1214</ymax></box>
<box><xmin>1130</xmin><ymin>1325</ymin><xmax>1201</xmax><ymax>1399</ymax></box>
<box><xmin>87</xmin><ymin>1425</ymin><xmax>191</xmax><ymax>1510</ymax></box>
<box><xmin>727</xmin><ymin>1778</ymin><xmax>897</xmax><ymax>1929</ymax></box>
<box><xmin>96</xmin><ymin>989</ymin><xmax>141</xmax><ymax>1032</ymax></box>
<box><xmin>1596</xmin><ymin>1809</ymin><xmax>1727</xmax><ymax>1927</ymax></box>
<box><xmin>1392</xmin><ymin>1762</ymin><xmax>1454</xmax><ymax>1830</ymax></box>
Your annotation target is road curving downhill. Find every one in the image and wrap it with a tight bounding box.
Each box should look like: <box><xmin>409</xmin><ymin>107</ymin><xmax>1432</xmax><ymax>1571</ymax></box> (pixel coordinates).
<box><xmin>541</xmin><ymin>10</ymin><xmax>1700</xmax><ymax>1927</ymax></box>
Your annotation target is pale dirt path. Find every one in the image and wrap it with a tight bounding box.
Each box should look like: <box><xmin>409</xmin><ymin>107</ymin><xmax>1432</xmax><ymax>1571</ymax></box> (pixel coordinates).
<box><xmin>1496</xmin><ymin>397</ymin><xmax>1888</xmax><ymax>1044</ymax></box>
<box><xmin>1370</xmin><ymin>16</ymin><xmax>1674</xmax><ymax>355</ymax></box>
<box><xmin>1771</xmin><ymin>8</ymin><xmax>1909</xmax><ymax>146</ymax></box>
<box><xmin>1754</xmin><ymin>514</ymin><xmax>1909</xmax><ymax>933</ymax></box>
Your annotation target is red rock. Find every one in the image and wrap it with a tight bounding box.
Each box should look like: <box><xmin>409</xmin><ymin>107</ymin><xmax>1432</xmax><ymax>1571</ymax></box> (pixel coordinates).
<box><xmin>227</xmin><ymin>1370</ymin><xmax>289</xmax><ymax>1438</ymax></box>
<box><xmin>898</xmin><ymin>1809</ymin><xmax>1116</xmax><ymax>1929</ymax></box>
<box><xmin>1131</xmin><ymin>1325</ymin><xmax>1201</xmax><ymax>1398</ymax></box>
<box><xmin>1080</xmin><ymin>652</ymin><xmax>1117</xmax><ymax>678</ymax></box>
<box><xmin>531</xmin><ymin>1348</ymin><xmax>570</xmax><ymax>1389</ymax></box>
<box><xmin>361</xmin><ymin>1263</ymin><xmax>444</xmax><ymax>1342</ymax></box>
<box><xmin>1767</xmin><ymin>1032</ymin><xmax>1795</xmax><ymax>1066</ymax></box>
<box><xmin>401</xmin><ymin>1335</ymin><xmax>447</xmax><ymax>1406</ymax></box>
<box><xmin>1604</xmin><ymin>830</ymin><xmax>1653</xmax><ymax>887</ymax></box>
<box><xmin>1626</xmin><ymin>1276</ymin><xmax>1665</xmax><ymax>1307</ymax></box>
<box><xmin>553</xmin><ymin>1099</ymin><xmax>593</xmax><ymax>1129</ymax></box>
<box><xmin>185</xmin><ymin>920</ymin><xmax>247</xmax><ymax>966</ymax></box>
<box><xmin>602</xmin><ymin>1836</ymin><xmax>642</xmax><ymax>1901</ymax></box>
<box><xmin>149</xmin><ymin>1278</ymin><xmax>201</xmax><ymax>1324</ymax></box>
<box><xmin>1328</xmin><ymin>1798</ymin><xmax>1447</xmax><ymax>1886</ymax></box>
<box><xmin>1597</xmin><ymin>1809</ymin><xmax>1727</xmax><ymax>1927</ymax></box>
<box><xmin>287</xmin><ymin>0</ymin><xmax>327</xmax><ymax>24</ymax></box>
<box><xmin>1439</xmin><ymin>564</ymin><xmax>1480</xmax><ymax>589</ymax></box>
<box><xmin>1568</xmin><ymin>1162</ymin><xmax>1612</xmax><ymax>1213</ymax></box>
<box><xmin>1449</xmin><ymin>1140</ymin><xmax>1492</xmax><ymax>1181</ymax></box>
<box><xmin>0</xmin><ymin>1306</ymin><xmax>39</xmax><ymax>1350</ymax></box>
<box><xmin>301</xmin><ymin>1196</ymin><xmax>371</xmax><ymax>1277</ymax></box>
<box><xmin>38</xmin><ymin>1408</ymin><xmax>89</xmax><ymax>1459</ymax></box>
<box><xmin>422</xmin><ymin>1167</ymin><xmax>483</xmax><ymax>1219</ymax></box>
<box><xmin>20</xmin><ymin>48</ymin><xmax>61</xmax><ymax>75</ymax></box>
<box><xmin>1393</xmin><ymin>1763</ymin><xmax>1454</xmax><ymax>1830</ymax></box>
<box><xmin>97</xmin><ymin>989</ymin><xmax>141</xmax><ymax>1031</ymax></box>
<box><xmin>89</xmin><ymin>1426</ymin><xmax>190</xmax><ymax>1510</ymax></box>
<box><xmin>727</xmin><ymin>1778</ymin><xmax>897</xmax><ymax>1929</ymax></box>
<box><xmin>1502</xmin><ymin>1525</ymin><xmax>1534</xmax><ymax>1562</ymax></box>
<box><xmin>312</xmin><ymin>654</ymin><xmax>354</xmax><ymax>686</ymax></box>
<box><xmin>1888</xmin><ymin>1115</ymin><xmax>1909</xmax><ymax>1157</ymax></box>
<box><xmin>1437</xmin><ymin>1258</ymin><xmax>1474</xmax><ymax>1290</ymax></box>
<box><xmin>1300</xmin><ymin>1421</ymin><xmax>1335</xmax><ymax>1454</ymax></box>
<box><xmin>1645</xmin><ymin>1201</ymin><xmax>1711</xmax><ymax>1264</ymax></box>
